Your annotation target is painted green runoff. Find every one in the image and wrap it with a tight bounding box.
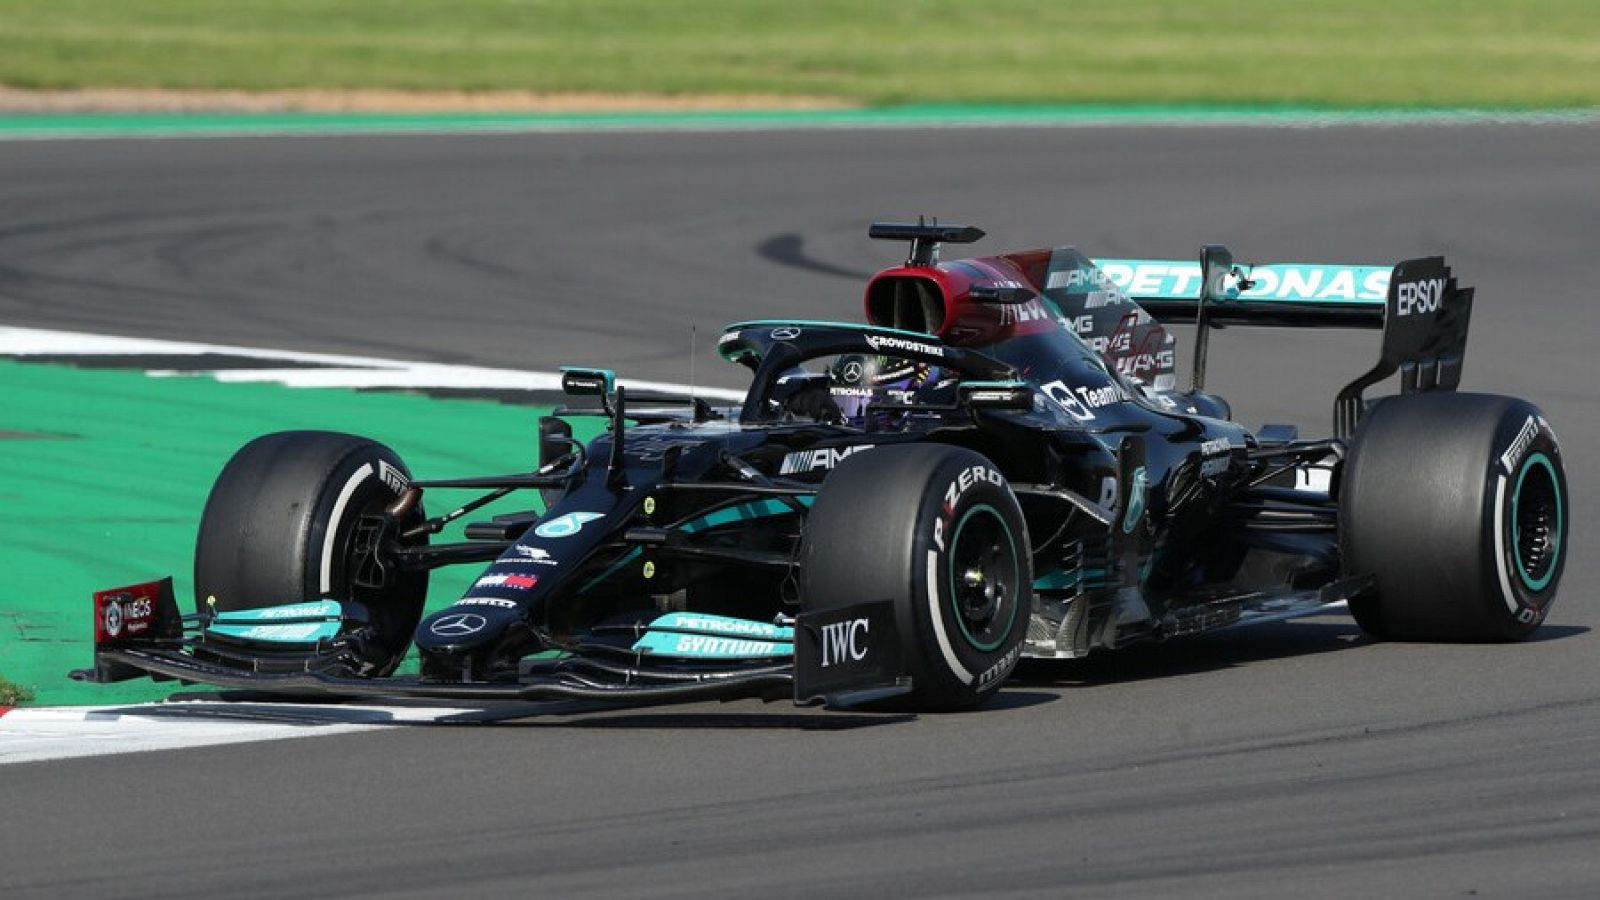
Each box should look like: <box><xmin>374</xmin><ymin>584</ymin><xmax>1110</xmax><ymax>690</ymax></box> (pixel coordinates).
<box><xmin>1</xmin><ymin>1</ymin><xmax>1599</xmax><ymax>108</ymax></box>
<box><xmin>2</xmin><ymin>105</ymin><xmax>1597</xmax><ymax>141</ymax></box>
<box><xmin>0</xmin><ymin>359</ymin><xmax>600</xmax><ymax>706</ymax></box>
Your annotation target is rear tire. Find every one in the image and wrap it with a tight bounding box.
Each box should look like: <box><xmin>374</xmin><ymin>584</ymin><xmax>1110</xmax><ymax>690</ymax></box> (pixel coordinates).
<box><xmin>801</xmin><ymin>444</ymin><xmax>1032</xmax><ymax>710</ymax></box>
<box><xmin>1341</xmin><ymin>393</ymin><xmax>1567</xmax><ymax>641</ymax></box>
<box><xmin>194</xmin><ymin>431</ymin><xmax>428</xmax><ymax>674</ymax></box>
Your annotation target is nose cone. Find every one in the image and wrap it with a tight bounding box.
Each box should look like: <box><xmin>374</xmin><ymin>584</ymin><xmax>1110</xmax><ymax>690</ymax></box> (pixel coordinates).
<box><xmin>415</xmin><ymin>605</ymin><xmax>521</xmax><ymax>652</ymax></box>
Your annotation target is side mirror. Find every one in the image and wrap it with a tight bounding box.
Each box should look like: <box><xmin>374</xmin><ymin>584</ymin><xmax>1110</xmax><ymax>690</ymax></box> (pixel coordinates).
<box><xmin>538</xmin><ymin>416</ymin><xmax>574</xmax><ymax>470</ymax></box>
<box><xmin>967</xmin><ymin>284</ymin><xmax>1035</xmax><ymax>305</ymax></box>
<box><xmin>960</xmin><ymin>381</ymin><xmax>1033</xmax><ymax>410</ymax></box>
<box><xmin>560</xmin><ymin>366</ymin><xmax>615</xmax><ymax>398</ymax></box>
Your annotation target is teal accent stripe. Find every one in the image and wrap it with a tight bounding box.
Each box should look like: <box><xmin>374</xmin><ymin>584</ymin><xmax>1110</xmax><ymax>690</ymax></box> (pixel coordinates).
<box><xmin>208</xmin><ymin>599</ymin><xmax>343</xmax><ymax>623</ymax></box>
<box><xmin>205</xmin><ymin>620</ymin><xmax>340</xmax><ymax>643</ymax></box>
<box><xmin>631</xmin><ymin>630</ymin><xmax>792</xmax><ymax>659</ymax></box>
<box><xmin>577</xmin><ymin>546</ymin><xmax>641</xmax><ymax>594</ymax></box>
<box><xmin>1033</xmin><ymin>569</ymin><xmax>1082</xmax><ymax>591</ymax></box>
<box><xmin>1</xmin><ymin>105</ymin><xmax>1595</xmax><ymax>141</ymax></box>
<box><xmin>576</xmin><ymin>498</ymin><xmax>809</xmax><ymax>594</ymax></box>
<box><xmin>204</xmin><ymin>598</ymin><xmax>344</xmax><ymax>643</ymax></box>
<box><xmin>680</xmin><ymin>496</ymin><xmax>810</xmax><ymax>533</ymax></box>
<box><xmin>647</xmin><ymin>612</ymin><xmax>794</xmax><ymax>641</ymax></box>
<box><xmin>1512</xmin><ymin>452</ymin><xmax>1562</xmax><ymax>592</ymax></box>
<box><xmin>1077</xmin><ymin>566</ymin><xmax>1121</xmax><ymax>588</ymax></box>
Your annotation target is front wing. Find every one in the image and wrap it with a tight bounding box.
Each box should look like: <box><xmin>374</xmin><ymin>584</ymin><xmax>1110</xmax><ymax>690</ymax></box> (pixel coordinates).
<box><xmin>70</xmin><ymin>578</ymin><xmax>914</xmax><ymax>710</ymax></box>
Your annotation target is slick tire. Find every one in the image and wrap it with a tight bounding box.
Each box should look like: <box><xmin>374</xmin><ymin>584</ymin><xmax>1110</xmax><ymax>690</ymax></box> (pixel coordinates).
<box><xmin>1341</xmin><ymin>393</ymin><xmax>1567</xmax><ymax>641</ymax></box>
<box><xmin>194</xmin><ymin>431</ymin><xmax>429</xmax><ymax>674</ymax></box>
<box><xmin>801</xmin><ymin>444</ymin><xmax>1032</xmax><ymax>711</ymax></box>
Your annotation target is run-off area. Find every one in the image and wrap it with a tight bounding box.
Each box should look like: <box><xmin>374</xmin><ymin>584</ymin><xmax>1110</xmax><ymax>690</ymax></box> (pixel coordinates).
<box><xmin>0</xmin><ymin>338</ymin><xmax>635</xmax><ymax>708</ymax></box>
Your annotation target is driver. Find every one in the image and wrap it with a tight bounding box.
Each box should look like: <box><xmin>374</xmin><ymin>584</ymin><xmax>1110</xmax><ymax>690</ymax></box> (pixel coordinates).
<box><xmin>777</xmin><ymin>354</ymin><xmax>954</xmax><ymax>425</ymax></box>
<box><xmin>827</xmin><ymin>354</ymin><xmax>952</xmax><ymax>425</ymax></box>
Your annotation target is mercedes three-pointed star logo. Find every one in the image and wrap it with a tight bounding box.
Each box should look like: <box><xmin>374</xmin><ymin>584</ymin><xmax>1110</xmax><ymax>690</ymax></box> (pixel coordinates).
<box><xmin>430</xmin><ymin>613</ymin><xmax>488</xmax><ymax>638</ymax></box>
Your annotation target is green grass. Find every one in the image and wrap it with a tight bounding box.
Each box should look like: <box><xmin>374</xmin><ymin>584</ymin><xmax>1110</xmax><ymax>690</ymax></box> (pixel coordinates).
<box><xmin>0</xmin><ymin>1</ymin><xmax>1596</xmax><ymax>108</ymax></box>
<box><xmin>0</xmin><ymin>675</ymin><xmax>35</xmax><ymax>705</ymax></box>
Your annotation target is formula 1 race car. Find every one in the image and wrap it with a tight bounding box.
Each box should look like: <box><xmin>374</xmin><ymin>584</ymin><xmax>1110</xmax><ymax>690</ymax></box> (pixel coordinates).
<box><xmin>75</xmin><ymin>221</ymin><xmax>1569</xmax><ymax>712</ymax></box>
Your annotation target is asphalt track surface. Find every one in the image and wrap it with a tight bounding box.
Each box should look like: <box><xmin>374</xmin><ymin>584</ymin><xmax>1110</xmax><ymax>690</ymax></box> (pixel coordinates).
<box><xmin>2</xmin><ymin>124</ymin><xmax>1598</xmax><ymax>897</ymax></box>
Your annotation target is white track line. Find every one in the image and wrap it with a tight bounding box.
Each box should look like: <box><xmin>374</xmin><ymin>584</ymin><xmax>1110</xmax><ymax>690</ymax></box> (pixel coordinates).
<box><xmin>0</xmin><ymin>704</ymin><xmax>377</xmax><ymax>765</ymax></box>
<box><xmin>0</xmin><ymin>325</ymin><xmax>745</xmax><ymax>401</ymax></box>
<box><xmin>0</xmin><ymin>700</ymin><xmax>556</xmax><ymax>765</ymax></box>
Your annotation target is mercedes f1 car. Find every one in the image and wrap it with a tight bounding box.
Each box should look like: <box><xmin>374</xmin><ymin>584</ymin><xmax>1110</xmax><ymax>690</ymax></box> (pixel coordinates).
<box><xmin>75</xmin><ymin>221</ymin><xmax>1568</xmax><ymax>711</ymax></box>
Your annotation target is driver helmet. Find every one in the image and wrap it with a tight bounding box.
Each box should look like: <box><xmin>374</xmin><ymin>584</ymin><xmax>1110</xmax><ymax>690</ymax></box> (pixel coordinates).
<box><xmin>827</xmin><ymin>354</ymin><xmax>941</xmax><ymax>423</ymax></box>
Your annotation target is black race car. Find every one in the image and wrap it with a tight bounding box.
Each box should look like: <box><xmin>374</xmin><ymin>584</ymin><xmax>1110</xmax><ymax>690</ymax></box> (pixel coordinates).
<box><xmin>75</xmin><ymin>222</ymin><xmax>1569</xmax><ymax>712</ymax></box>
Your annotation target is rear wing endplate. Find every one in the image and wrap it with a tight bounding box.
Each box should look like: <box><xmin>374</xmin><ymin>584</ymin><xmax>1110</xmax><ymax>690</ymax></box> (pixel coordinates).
<box><xmin>1092</xmin><ymin>252</ymin><xmax>1473</xmax><ymax>437</ymax></box>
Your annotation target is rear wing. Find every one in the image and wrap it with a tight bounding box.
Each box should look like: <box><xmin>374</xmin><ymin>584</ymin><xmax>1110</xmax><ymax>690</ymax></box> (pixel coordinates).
<box><xmin>1091</xmin><ymin>250</ymin><xmax>1474</xmax><ymax>437</ymax></box>
<box><xmin>1091</xmin><ymin>257</ymin><xmax>1390</xmax><ymax>328</ymax></box>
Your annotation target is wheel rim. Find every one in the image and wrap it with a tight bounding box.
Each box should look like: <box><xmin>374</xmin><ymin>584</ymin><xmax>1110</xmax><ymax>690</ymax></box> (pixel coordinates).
<box><xmin>329</xmin><ymin>470</ymin><xmax>427</xmax><ymax>668</ymax></box>
<box><xmin>1512</xmin><ymin>453</ymin><xmax>1562</xmax><ymax>592</ymax></box>
<box><xmin>945</xmin><ymin>504</ymin><xmax>1020</xmax><ymax>652</ymax></box>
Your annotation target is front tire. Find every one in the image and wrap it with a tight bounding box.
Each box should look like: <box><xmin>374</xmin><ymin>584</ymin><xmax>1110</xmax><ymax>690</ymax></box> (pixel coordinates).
<box><xmin>194</xmin><ymin>431</ymin><xmax>428</xmax><ymax>674</ymax></box>
<box><xmin>800</xmin><ymin>444</ymin><xmax>1032</xmax><ymax>710</ymax></box>
<box><xmin>1341</xmin><ymin>393</ymin><xmax>1567</xmax><ymax>641</ymax></box>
